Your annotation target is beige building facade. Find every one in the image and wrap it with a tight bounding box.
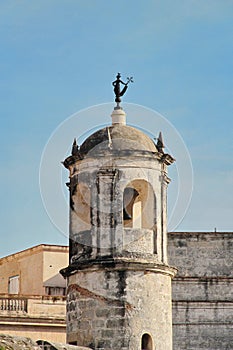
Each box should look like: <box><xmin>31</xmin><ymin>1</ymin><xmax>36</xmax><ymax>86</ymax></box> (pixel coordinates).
<box><xmin>0</xmin><ymin>244</ymin><xmax>68</xmax><ymax>343</ymax></box>
<box><xmin>0</xmin><ymin>244</ymin><xmax>68</xmax><ymax>296</ymax></box>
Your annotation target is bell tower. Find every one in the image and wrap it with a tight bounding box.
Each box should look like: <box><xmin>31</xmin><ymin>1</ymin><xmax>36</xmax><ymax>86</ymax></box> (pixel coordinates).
<box><xmin>61</xmin><ymin>75</ymin><xmax>176</xmax><ymax>350</ymax></box>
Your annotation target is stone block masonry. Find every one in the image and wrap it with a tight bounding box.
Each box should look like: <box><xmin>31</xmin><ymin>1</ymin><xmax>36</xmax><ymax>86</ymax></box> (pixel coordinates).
<box><xmin>168</xmin><ymin>232</ymin><xmax>233</xmax><ymax>350</ymax></box>
<box><xmin>66</xmin><ymin>260</ymin><xmax>175</xmax><ymax>350</ymax></box>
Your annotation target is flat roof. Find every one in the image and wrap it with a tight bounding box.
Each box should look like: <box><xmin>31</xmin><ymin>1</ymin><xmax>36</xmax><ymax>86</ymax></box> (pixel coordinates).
<box><xmin>0</xmin><ymin>244</ymin><xmax>69</xmax><ymax>262</ymax></box>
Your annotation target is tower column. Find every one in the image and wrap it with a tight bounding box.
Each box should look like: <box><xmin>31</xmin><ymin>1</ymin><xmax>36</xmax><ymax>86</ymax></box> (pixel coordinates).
<box><xmin>96</xmin><ymin>169</ymin><xmax>118</xmax><ymax>254</ymax></box>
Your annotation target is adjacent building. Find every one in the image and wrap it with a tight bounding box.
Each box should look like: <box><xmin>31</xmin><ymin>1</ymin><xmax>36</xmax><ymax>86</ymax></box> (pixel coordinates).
<box><xmin>0</xmin><ymin>244</ymin><xmax>68</xmax><ymax>343</ymax></box>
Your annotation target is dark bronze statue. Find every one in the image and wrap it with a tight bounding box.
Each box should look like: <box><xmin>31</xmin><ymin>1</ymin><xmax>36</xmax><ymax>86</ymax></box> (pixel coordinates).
<box><xmin>112</xmin><ymin>73</ymin><xmax>133</xmax><ymax>106</ymax></box>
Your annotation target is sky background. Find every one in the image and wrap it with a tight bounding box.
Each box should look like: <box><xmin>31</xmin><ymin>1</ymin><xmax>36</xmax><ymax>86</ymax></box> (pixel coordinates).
<box><xmin>0</xmin><ymin>0</ymin><xmax>232</xmax><ymax>257</ymax></box>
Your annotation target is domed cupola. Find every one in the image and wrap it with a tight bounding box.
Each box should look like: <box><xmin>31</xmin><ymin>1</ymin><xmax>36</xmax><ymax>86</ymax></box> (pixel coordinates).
<box><xmin>80</xmin><ymin>123</ymin><xmax>158</xmax><ymax>155</ymax></box>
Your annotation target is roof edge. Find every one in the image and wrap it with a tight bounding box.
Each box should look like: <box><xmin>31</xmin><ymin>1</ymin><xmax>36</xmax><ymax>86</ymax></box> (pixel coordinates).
<box><xmin>0</xmin><ymin>244</ymin><xmax>68</xmax><ymax>262</ymax></box>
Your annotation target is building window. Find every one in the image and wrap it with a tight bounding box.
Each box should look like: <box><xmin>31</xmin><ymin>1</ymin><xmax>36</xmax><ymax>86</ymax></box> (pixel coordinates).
<box><xmin>45</xmin><ymin>287</ymin><xmax>66</xmax><ymax>296</ymax></box>
<box><xmin>8</xmin><ymin>275</ymin><xmax>19</xmax><ymax>294</ymax></box>
<box><xmin>141</xmin><ymin>333</ymin><xmax>153</xmax><ymax>350</ymax></box>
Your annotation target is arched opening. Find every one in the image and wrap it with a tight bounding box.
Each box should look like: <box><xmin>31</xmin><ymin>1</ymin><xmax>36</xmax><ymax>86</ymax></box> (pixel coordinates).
<box><xmin>123</xmin><ymin>180</ymin><xmax>155</xmax><ymax>230</ymax></box>
<box><xmin>123</xmin><ymin>187</ymin><xmax>140</xmax><ymax>226</ymax></box>
<box><xmin>141</xmin><ymin>333</ymin><xmax>153</xmax><ymax>350</ymax></box>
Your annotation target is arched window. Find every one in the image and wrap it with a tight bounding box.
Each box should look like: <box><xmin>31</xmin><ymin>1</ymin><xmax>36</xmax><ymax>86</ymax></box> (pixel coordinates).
<box><xmin>123</xmin><ymin>180</ymin><xmax>155</xmax><ymax>230</ymax></box>
<box><xmin>141</xmin><ymin>333</ymin><xmax>153</xmax><ymax>350</ymax></box>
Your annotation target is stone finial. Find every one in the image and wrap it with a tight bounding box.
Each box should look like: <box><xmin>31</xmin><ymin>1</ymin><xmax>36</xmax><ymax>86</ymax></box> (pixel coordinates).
<box><xmin>71</xmin><ymin>138</ymin><xmax>79</xmax><ymax>156</ymax></box>
<box><xmin>157</xmin><ymin>131</ymin><xmax>165</xmax><ymax>153</ymax></box>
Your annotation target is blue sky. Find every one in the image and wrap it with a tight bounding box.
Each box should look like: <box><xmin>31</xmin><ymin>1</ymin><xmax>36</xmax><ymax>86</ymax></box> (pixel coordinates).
<box><xmin>0</xmin><ymin>0</ymin><xmax>232</xmax><ymax>257</ymax></box>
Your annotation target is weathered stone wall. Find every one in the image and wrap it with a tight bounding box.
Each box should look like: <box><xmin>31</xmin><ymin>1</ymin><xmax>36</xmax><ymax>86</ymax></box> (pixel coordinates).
<box><xmin>69</xmin><ymin>153</ymin><xmax>170</xmax><ymax>264</ymax></box>
<box><xmin>67</xmin><ymin>264</ymin><xmax>174</xmax><ymax>350</ymax></box>
<box><xmin>168</xmin><ymin>232</ymin><xmax>233</xmax><ymax>350</ymax></box>
<box><xmin>122</xmin><ymin>228</ymin><xmax>154</xmax><ymax>254</ymax></box>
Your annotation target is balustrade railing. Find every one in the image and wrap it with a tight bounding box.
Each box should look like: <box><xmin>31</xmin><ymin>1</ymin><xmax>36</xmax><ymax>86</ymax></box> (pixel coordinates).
<box><xmin>0</xmin><ymin>297</ymin><xmax>27</xmax><ymax>312</ymax></box>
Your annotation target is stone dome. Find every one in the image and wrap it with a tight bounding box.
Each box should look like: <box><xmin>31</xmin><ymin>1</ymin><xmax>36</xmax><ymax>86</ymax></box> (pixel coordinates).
<box><xmin>79</xmin><ymin>124</ymin><xmax>158</xmax><ymax>155</ymax></box>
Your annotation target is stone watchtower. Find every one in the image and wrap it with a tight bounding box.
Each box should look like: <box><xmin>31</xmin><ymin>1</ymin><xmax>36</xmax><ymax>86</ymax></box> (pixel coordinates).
<box><xmin>61</xmin><ymin>78</ymin><xmax>176</xmax><ymax>350</ymax></box>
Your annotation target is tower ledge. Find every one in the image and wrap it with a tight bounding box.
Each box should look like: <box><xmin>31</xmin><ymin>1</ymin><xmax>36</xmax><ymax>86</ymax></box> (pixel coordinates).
<box><xmin>60</xmin><ymin>255</ymin><xmax>177</xmax><ymax>279</ymax></box>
